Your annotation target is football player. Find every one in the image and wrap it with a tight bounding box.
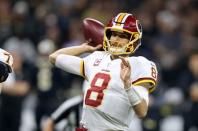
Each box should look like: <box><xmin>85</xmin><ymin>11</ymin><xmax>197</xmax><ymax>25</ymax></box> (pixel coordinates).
<box><xmin>0</xmin><ymin>48</ymin><xmax>13</xmax><ymax>92</ymax></box>
<box><xmin>43</xmin><ymin>80</ymin><xmax>89</xmax><ymax>131</ymax></box>
<box><xmin>43</xmin><ymin>95</ymin><xmax>83</xmax><ymax>131</ymax></box>
<box><xmin>49</xmin><ymin>13</ymin><xmax>158</xmax><ymax>131</ymax></box>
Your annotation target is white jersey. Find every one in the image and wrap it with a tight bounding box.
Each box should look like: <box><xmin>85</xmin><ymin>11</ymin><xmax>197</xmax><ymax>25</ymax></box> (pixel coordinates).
<box><xmin>55</xmin><ymin>51</ymin><xmax>157</xmax><ymax>131</ymax></box>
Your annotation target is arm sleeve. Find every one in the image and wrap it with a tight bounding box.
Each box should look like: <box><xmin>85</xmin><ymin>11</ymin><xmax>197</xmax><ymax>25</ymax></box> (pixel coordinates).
<box><xmin>131</xmin><ymin>57</ymin><xmax>158</xmax><ymax>93</ymax></box>
<box><xmin>55</xmin><ymin>54</ymin><xmax>85</xmax><ymax>77</ymax></box>
<box><xmin>133</xmin><ymin>86</ymin><xmax>149</xmax><ymax>105</ymax></box>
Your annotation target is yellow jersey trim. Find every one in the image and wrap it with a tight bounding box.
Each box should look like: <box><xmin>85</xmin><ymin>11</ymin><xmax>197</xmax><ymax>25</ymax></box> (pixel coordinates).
<box><xmin>132</xmin><ymin>78</ymin><xmax>157</xmax><ymax>93</ymax></box>
<box><xmin>80</xmin><ymin>60</ymin><xmax>85</xmax><ymax>78</ymax></box>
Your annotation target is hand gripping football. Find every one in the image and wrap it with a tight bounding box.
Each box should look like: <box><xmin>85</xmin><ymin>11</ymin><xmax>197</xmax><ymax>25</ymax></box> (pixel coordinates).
<box><xmin>82</xmin><ymin>18</ymin><xmax>104</xmax><ymax>47</ymax></box>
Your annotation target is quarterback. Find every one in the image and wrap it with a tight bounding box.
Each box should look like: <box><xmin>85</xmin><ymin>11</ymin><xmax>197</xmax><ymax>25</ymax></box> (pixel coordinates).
<box><xmin>49</xmin><ymin>13</ymin><xmax>158</xmax><ymax>131</ymax></box>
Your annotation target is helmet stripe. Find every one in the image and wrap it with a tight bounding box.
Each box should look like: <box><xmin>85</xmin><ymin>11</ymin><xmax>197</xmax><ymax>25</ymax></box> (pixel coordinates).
<box><xmin>120</xmin><ymin>14</ymin><xmax>131</xmax><ymax>28</ymax></box>
<box><xmin>116</xmin><ymin>13</ymin><xmax>127</xmax><ymax>26</ymax></box>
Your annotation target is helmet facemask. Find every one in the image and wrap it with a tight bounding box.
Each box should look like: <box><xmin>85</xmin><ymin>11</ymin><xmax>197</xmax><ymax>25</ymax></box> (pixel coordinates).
<box><xmin>103</xmin><ymin>27</ymin><xmax>142</xmax><ymax>55</ymax></box>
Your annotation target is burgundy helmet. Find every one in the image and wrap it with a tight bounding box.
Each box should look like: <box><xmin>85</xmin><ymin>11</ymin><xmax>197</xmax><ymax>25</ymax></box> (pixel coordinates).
<box><xmin>103</xmin><ymin>13</ymin><xmax>142</xmax><ymax>55</ymax></box>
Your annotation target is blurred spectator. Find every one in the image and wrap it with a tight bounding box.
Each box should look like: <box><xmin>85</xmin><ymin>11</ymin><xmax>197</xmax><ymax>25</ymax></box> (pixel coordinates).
<box><xmin>3</xmin><ymin>35</ymin><xmax>36</xmax><ymax>64</ymax></box>
<box><xmin>0</xmin><ymin>51</ymin><xmax>33</xmax><ymax>131</ymax></box>
<box><xmin>82</xmin><ymin>0</ymin><xmax>121</xmax><ymax>24</ymax></box>
<box><xmin>35</xmin><ymin>39</ymin><xmax>74</xmax><ymax>131</ymax></box>
<box><xmin>0</xmin><ymin>0</ymin><xmax>12</xmax><ymax>44</ymax></box>
<box><xmin>3</xmin><ymin>1</ymin><xmax>37</xmax><ymax>65</ymax></box>
<box><xmin>152</xmin><ymin>9</ymin><xmax>183</xmax><ymax>87</ymax></box>
<box><xmin>179</xmin><ymin>50</ymin><xmax>198</xmax><ymax>131</ymax></box>
<box><xmin>63</xmin><ymin>18</ymin><xmax>84</xmax><ymax>47</ymax></box>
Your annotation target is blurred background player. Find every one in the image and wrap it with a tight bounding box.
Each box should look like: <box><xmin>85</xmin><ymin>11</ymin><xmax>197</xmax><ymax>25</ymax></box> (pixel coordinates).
<box><xmin>34</xmin><ymin>39</ymin><xmax>75</xmax><ymax>131</ymax></box>
<box><xmin>43</xmin><ymin>95</ymin><xmax>83</xmax><ymax>131</ymax></box>
<box><xmin>49</xmin><ymin>13</ymin><xmax>158</xmax><ymax>130</ymax></box>
<box><xmin>0</xmin><ymin>49</ymin><xmax>32</xmax><ymax>131</ymax></box>
<box><xmin>43</xmin><ymin>80</ymin><xmax>88</xmax><ymax>131</ymax></box>
<box><xmin>0</xmin><ymin>48</ymin><xmax>13</xmax><ymax>91</ymax></box>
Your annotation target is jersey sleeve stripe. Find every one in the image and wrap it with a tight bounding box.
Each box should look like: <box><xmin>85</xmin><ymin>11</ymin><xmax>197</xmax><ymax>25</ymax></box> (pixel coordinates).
<box><xmin>80</xmin><ymin>60</ymin><xmax>85</xmax><ymax>78</ymax></box>
<box><xmin>132</xmin><ymin>77</ymin><xmax>157</xmax><ymax>93</ymax></box>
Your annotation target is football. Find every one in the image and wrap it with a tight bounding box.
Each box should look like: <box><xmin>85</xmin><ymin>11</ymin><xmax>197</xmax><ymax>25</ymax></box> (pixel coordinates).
<box><xmin>82</xmin><ymin>18</ymin><xmax>104</xmax><ymax>47</ymax></box>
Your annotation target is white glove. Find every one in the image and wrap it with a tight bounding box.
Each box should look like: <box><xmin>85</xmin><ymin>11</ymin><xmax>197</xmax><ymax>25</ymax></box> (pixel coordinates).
<box><xmin>0</xmin><ymin>48</ymin><xmax>13</xmax><ymax>71</ymax></box>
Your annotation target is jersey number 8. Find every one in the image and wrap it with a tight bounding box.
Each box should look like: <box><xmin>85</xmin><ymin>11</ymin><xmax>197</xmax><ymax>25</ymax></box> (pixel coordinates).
<box><xmin>85</xmin><ymin>73</ymin><xmax>111</xmax><ymax>107</ymax></box>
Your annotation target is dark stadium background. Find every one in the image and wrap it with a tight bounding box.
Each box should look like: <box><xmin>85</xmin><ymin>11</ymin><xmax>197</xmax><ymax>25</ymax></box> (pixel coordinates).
<box><xmin>0</xmin><ymin>0</ymin><xmax>198</xmax><ymax>131</ymax></box>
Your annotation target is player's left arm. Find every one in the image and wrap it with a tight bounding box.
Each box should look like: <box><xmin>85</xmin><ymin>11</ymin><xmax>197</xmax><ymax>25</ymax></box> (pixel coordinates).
<box><xmin>120</xmin><ymin>57</ymin><xmax>157</xmax><ymax>118</ymax></box>
<box><xmin>132</xmin><ymin>83</ymin><xmax>151</xmax><ymax>118</ymax></box>
<box><xmin>132</xmin><ymin>62</ymin><xmax>157</xmax><ymax>118</ymax></box>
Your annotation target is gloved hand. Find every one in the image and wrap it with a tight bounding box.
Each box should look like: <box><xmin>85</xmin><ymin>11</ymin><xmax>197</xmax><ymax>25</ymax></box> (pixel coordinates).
<box><xmin>0</xmin><ymin>49</ymin><xmax>13</xmax><ymax>82</ymax></box>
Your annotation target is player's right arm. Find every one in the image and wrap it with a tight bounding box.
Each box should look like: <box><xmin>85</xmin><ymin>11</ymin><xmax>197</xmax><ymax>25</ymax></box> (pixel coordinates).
<box><xmin>49</xmin><ymin>43</ymin><xmax>101</xmax><ymax>64</ymax></box>
<box><xmin>49</xmin><ymin>43</ymin><xmax>102</xmax><ymax>77</ymax></box>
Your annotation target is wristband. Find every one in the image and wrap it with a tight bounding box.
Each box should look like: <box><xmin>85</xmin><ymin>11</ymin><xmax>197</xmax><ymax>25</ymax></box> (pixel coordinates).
<box><xmin>125</xmin><ymin>86</ymin><xmax>142</xmax><ymax>106</ymax></box>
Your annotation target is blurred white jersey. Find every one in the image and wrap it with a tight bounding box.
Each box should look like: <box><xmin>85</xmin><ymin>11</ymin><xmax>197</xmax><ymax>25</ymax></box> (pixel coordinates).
<box><xmin>55</xmin><ymin>51</ymin><xmax>157</xmax><ymax>131</ymax></box>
